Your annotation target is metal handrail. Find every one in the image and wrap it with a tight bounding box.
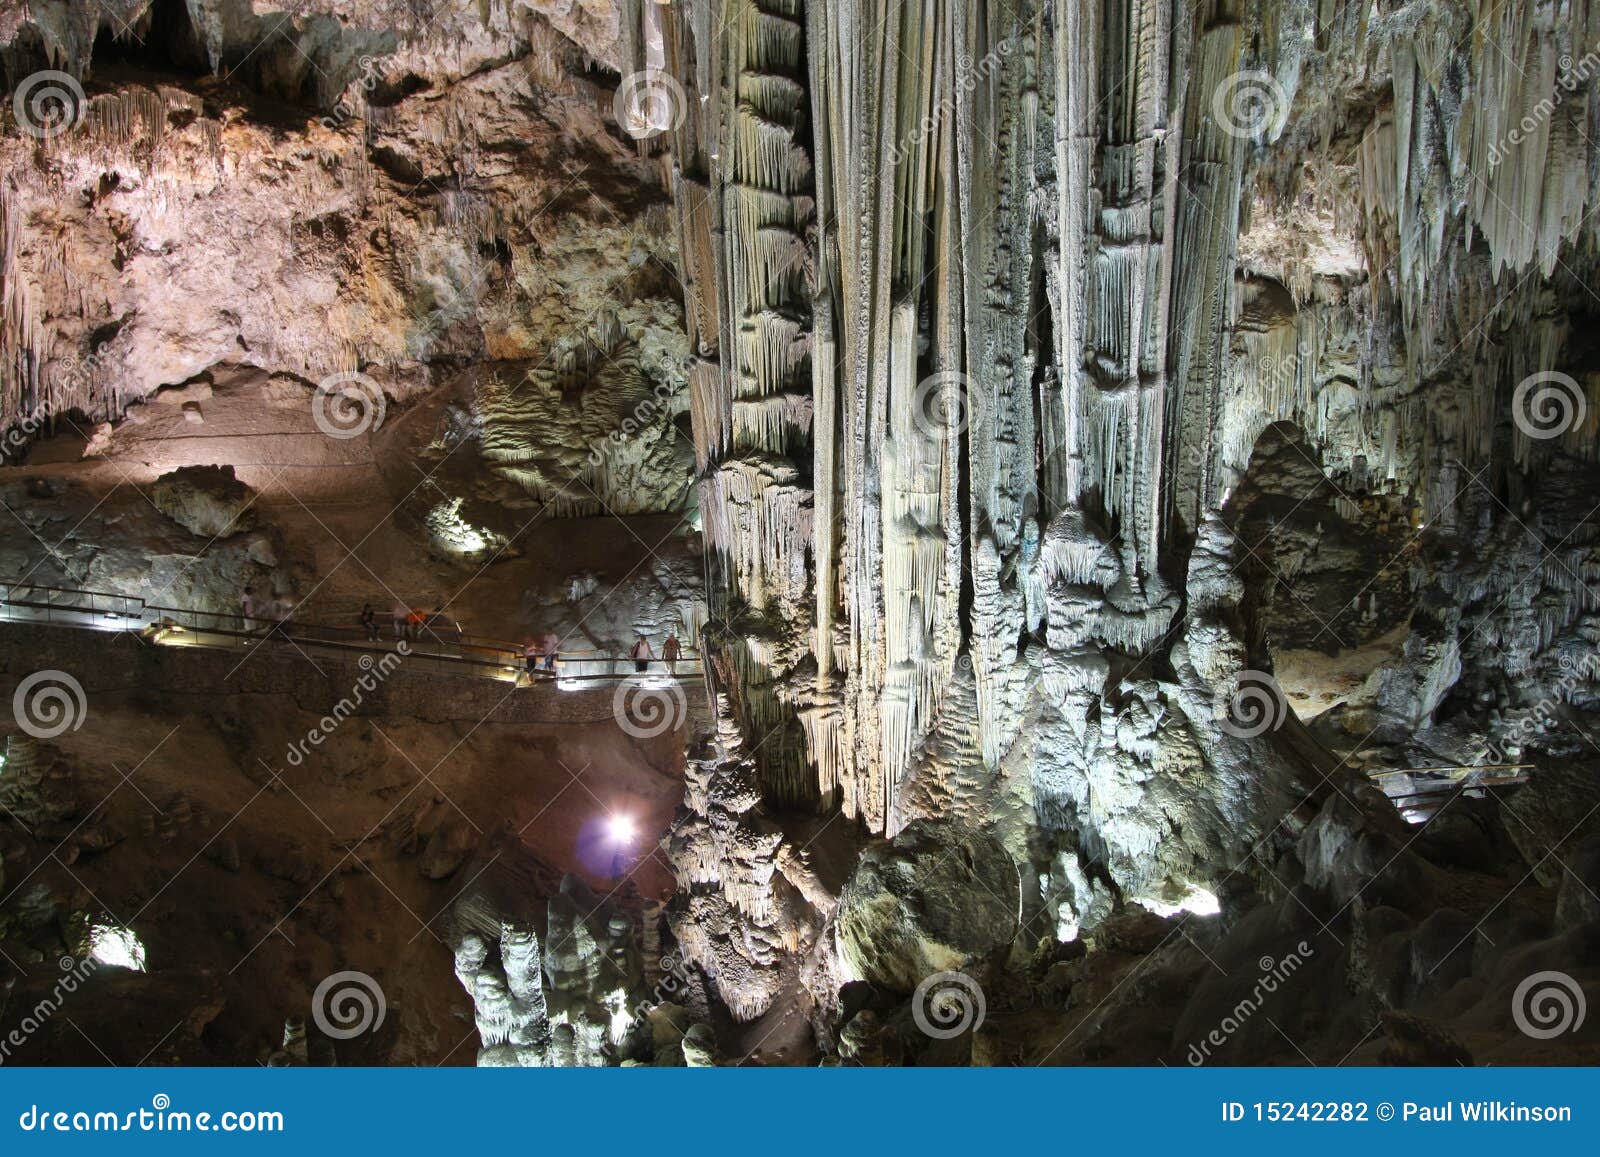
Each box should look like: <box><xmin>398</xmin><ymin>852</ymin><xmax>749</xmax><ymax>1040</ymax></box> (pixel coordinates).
<box><xmin>1387</xmin><ymin>775</ymin><xmax>1529</xmax><ymax>805</ymax></box>
<box><xmin>0</xmin><ymin>577</ymin><xmax>701</xmax><ymax>680</ymax></box>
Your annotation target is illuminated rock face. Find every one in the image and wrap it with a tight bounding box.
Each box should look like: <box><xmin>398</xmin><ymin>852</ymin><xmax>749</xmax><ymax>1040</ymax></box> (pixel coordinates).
<box><xmin>0</xmin><ymin>0</ymin><xmax>688</xmax><ymax>517</ymax></box>
<box><xmin>835</xmin><ymin>822</ymin><xmax>1020</xmax><ymax>994</ymax></box>
<box><xmin>449</xmin><ymin>857</ymin><xmax>650</xmax><ymax>1068</ymax></box>
<box><xmin>149</xmin><ymin>464</ymin><xmax>258</xmax><ymax>538</ymax></box>
<box><xmin>640</xmin><ymin>0</ymin><xmax>1600</xmax><ymax>1035</ymax></box>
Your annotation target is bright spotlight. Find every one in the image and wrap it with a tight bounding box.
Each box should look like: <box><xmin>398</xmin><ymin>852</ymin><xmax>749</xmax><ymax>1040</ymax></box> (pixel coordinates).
<box><xmin>88</xmin><ymin>922</ymin><xmax>146</xmax><ymax>971</ymax></box>
<box><xmin>607</xmin><ymin>815</ymin><xmax>636</xmax><ymax>845</ymax></box>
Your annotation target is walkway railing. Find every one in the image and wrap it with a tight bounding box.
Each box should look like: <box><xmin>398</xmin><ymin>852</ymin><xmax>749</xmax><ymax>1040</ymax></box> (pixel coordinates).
<box><xmin>0</xmin><ymin>579</ymin><xmax>701</xmax><ymax>686</ymax></box>
<box><xmin>1368</xmin><ymin>762</ymin><xmax>1532</xmax><ymax>820</ymax></box>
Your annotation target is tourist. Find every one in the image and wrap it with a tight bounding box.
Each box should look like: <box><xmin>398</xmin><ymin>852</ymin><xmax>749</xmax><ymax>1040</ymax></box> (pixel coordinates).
<box><xmin>524</xmin><ymin>639</ymin><xmax>541</xmax><ymax>677</ymax></box>
<box><xmin>360</xmin><ymin>602</ymin><xmax>379</xmax><ymax>642</ymax></box>
<box><xmin>391</xmin><ymin>600</ymin><xmax>410</xmax><ymax>640</ymax></box>
<box><xmin>541</xmin><ymin>631</ymin><xmax>560</xmax><ymax>671</ymax></box>
<box><xmin>407</xmin><ymin>606</ymin><xmax>428</xmax><ymax>642</ymax></box>
<box><xmin>240</xmin><ymin>586</ymin><xmax>257</xmax><ymax>633</ymax></box>
<box><xmin>662</xmin><ymin>632</ymin><xmax>681</xmax><ymax>674</ymax></box>
<box><xmin>629</xmin><ymin>634</ymin><xmax>653</xmax><ymax>673</ymax></box>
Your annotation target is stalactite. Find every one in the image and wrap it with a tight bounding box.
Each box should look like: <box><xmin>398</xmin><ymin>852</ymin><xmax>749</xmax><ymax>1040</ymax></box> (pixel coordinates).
<box><xmin>658</xmin><ymin>0</ymin><xmax>1600</xmax><ymax>966</ymax></box>
<box><xmin>659</xmin><ymin>0</ymin><xmax>821</xmax><ymax>801</ymax></box>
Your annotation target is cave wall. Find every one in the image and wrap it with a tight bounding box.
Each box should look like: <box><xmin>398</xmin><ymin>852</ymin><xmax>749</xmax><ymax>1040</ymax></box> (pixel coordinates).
<box><xmin>1</xmin><ymin>0</ymin><xmax>698</xmax><ymax>516</ymax></box>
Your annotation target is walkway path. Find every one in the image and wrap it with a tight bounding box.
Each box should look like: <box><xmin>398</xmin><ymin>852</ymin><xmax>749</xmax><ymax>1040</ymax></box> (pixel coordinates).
<box><xmin>0</xmin><ymin>579</ymin><xmax>702</xmax><ymax>689</ymax></box>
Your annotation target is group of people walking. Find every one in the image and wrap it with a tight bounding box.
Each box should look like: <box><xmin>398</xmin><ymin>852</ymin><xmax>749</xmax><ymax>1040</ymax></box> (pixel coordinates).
<box><xmin>520</xmin><ymin>629</ymin><xmax>685</xmax><ymax>678</ymax></box>
<box><xmin>524</xmin><ymin>631</ymin><xmax>561</xmax><ymax>674</ymax></box>
<box><xmin>377</xmin><ymin>600</ymin><xmax>461</xmax><ymax>643</ymax></box>
<box><xmin>244</xmin><ymin>584</ymin><xmax>689</xmax><ymax>681</ymax></box>
<box><xmin>629</xmin><ymin>632</ymin><xmax>682</xmax><ymax>673</ymax></box>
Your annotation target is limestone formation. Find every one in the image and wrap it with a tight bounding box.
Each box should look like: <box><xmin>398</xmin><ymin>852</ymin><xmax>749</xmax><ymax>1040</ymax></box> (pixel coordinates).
<box><xmin>150</xmin><ymin>464</ymin><xmax>259</xmax><ymax>539</ymax></box>
<box><xmin>2</xmin><ymin>0</ymin><xmax>1599</xmax><ymax>1070</ymax></box>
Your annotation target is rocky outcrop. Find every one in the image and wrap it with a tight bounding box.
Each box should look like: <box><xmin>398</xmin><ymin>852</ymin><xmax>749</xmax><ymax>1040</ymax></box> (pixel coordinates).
<box><xmin>150</xmin><ymin>464</ymin><xmax>258</xmax><ymax>538</ymax></box>
<box><xmin>445</xmin><ymin>839</ymin><xmax>707</xmax><ymax>1067</ymax></box>
<box><xmin>836</xmin><ymin>822</ymin><xmax>1020</xmax><ymax>994</ymax></box>
<box><xmin>0</xmin><ymin>0</ymin><xmax>688</xmax><ymax>519</ymax></box>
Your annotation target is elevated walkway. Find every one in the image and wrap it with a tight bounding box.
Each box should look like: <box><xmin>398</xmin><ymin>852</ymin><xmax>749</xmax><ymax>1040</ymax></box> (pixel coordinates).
<box><xmin>0</xmin><ymin>580</ymin><xmax>709</xmax><ymax>734</ymax></box>
<box><xmin>1</xmin><ymin>578</ymin><xmax>701</xmax><ymax>685</ymax></box>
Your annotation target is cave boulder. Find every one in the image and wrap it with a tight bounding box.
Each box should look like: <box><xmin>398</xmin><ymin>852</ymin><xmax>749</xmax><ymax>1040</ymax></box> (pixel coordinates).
<box><xmin>1297</xmin><ymin>787</ymin><xmax>1427</xmax><ymax>909</ymax></box>
<box><xmin>835</xmin><ymin>820</ymin><xmax>1020</xmax><ymax>994</ymax></box>
<box><xmin>150</xmin><ymin>464</ymin><xmax>259</xmax><ymax>538</ymax></box>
